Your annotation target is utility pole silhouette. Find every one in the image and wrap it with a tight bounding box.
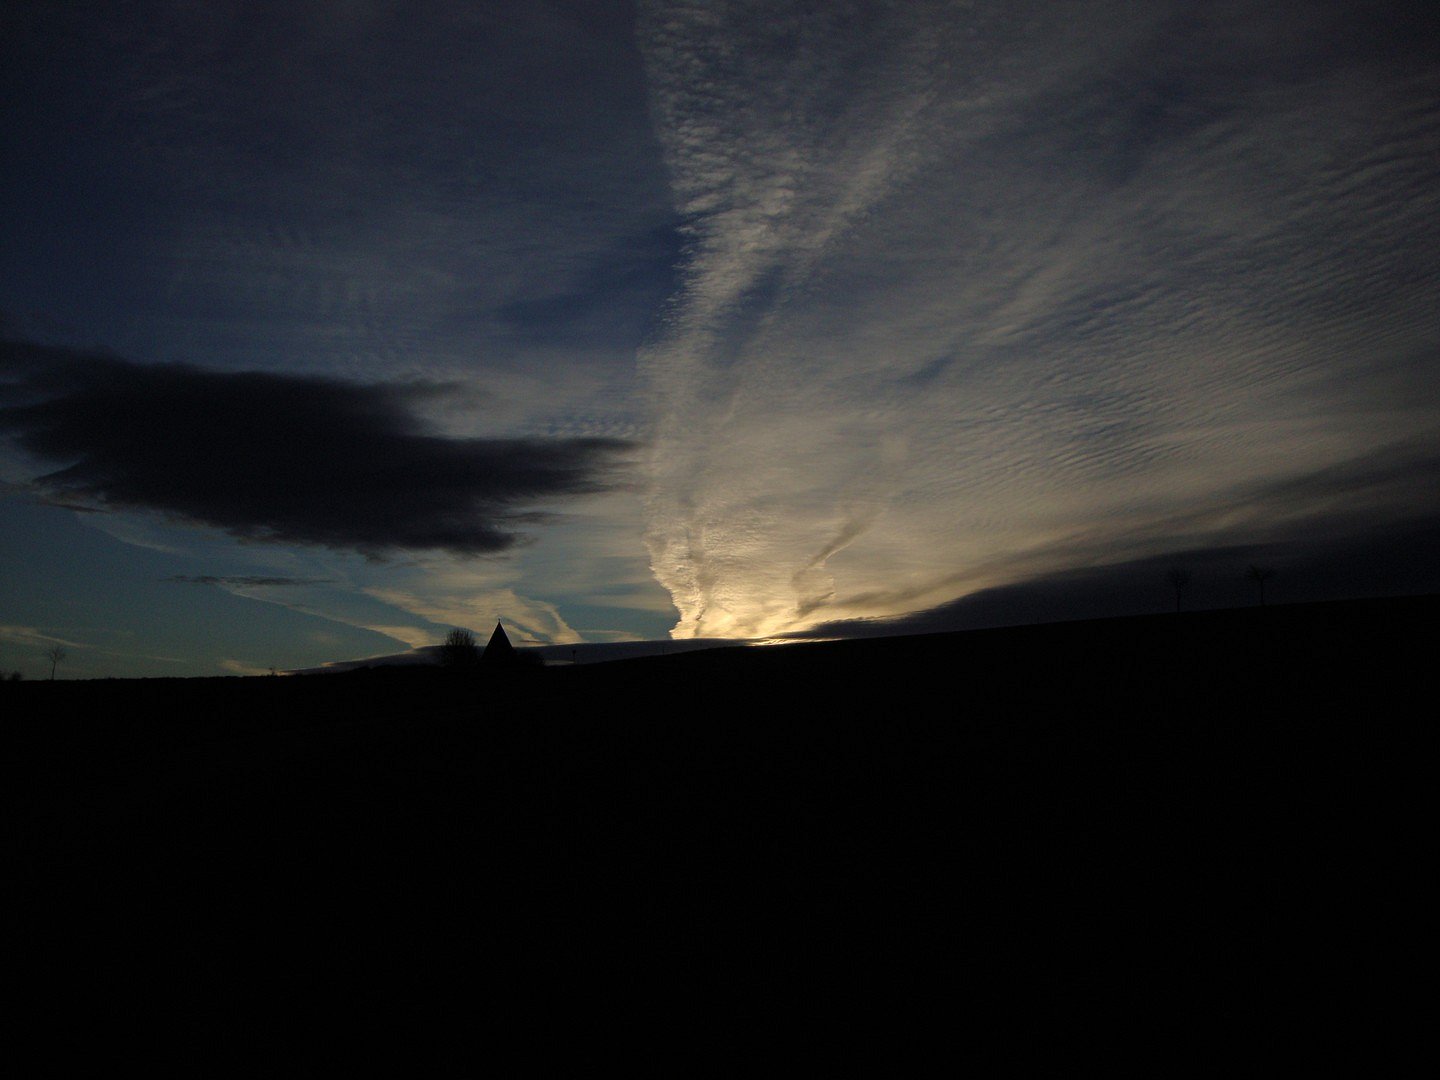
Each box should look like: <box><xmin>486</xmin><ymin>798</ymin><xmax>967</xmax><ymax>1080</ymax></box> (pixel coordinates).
<box><xmin>1246</xmin><ymin>565</ymin><xmax>1275</xmax><ymax>607</ymax></box>
<box><xmin>1166</xmin><ymin>568</ymin><xmax>1192</xmax><ymax>613</ymax></box>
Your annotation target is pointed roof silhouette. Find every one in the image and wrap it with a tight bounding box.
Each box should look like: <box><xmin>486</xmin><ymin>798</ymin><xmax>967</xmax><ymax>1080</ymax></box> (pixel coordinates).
<box><xmin>481</xmin><ymin>620</ymin><xmax>517</xmax><ymax>665</ymax></box>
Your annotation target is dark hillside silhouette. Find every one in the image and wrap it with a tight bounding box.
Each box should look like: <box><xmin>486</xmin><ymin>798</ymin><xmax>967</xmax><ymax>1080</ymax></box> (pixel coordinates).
<box><xmin>7</xmin><ymin>594</ymin><xmax>1430</xmax><ymax>1056</ymax></box>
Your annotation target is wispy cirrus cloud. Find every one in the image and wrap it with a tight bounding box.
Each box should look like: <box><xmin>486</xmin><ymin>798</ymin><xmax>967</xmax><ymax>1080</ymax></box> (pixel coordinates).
<box><xmin>636</xmin><ymin>0</ymin><xmax>1440</xmax><ymax>639</ymax></box>
<box><xmin>166</xmin><ymin>575</ymin><xmax>334</xmax><ymax>588</ymax></box>
<box><xmin>0</xmin><ymin>624</ymin><xmax>85</xmax><ymax>650</ymax></box>
<box><xmin>363</xmin><ymin>581</ymin><xmax>583</xmax><ymax>647</ymax></box>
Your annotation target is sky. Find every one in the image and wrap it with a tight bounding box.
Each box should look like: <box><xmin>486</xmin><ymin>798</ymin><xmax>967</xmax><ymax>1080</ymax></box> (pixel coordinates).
<box><xmin>2</xmin><ymin>0</ymin><xmax>1438</xmax><ymax>678</ymax></box>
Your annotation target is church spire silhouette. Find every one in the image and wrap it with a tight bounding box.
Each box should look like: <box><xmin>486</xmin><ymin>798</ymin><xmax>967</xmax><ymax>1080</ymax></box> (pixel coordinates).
<box><xmin>481</xmin><ymin>620</ymin><xmax>517</xmax><ymax>665</ymax></box>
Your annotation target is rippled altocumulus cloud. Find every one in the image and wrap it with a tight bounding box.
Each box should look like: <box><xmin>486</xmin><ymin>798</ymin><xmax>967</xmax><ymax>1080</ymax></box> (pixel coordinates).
<box><xmin>636</xmin><ymin>0</ymin><xmax>1440</xmax><ymax>639</ymax></box>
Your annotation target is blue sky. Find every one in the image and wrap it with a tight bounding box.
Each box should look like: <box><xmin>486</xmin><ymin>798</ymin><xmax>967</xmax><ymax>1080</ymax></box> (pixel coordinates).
<box><xmin>3</xmin><ymin>1</ymin><xmax>1438</xmax><ymax>677</ymax></box>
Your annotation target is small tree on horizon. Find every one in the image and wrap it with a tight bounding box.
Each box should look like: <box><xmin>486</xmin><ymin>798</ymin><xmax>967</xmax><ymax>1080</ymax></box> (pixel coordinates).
<box><xmin>44</xmin><ymin>645</ymin><xmax>67</xmax><ymax>680</ymax></box>
<box><xmin>439</xmin><ymin>627</ymin><xmax>480</xmax><ymax>670</ymax></box>
<box><xmin>1246</xmin><ymin>565</ymin><xmax>1276</xmax><ymax>607</ymax></box>
<box><xmin>1165</xmin><ymin>567</ymin><xmax>1192</xmax><ymax>613</ymax></box>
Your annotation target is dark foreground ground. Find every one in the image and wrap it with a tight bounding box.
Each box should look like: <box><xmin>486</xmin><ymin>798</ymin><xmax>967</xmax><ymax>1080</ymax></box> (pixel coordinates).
<box><xmin>6</xmin><ymin>596</ymin><xmax>1431</xmax><ymax>1063</ymax></box>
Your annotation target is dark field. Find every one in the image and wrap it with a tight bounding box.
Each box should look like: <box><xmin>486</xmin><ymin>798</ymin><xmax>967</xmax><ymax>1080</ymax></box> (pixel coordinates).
<box><xmin>7</xmin><ymin>596</ymin><xmax>1429</xmax><ymax>1059</ymax></box>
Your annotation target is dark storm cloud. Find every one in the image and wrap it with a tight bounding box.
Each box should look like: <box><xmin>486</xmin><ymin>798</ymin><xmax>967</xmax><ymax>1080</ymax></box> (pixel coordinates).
<box><xmin>0</xmin><ymin>339</ymin><xmax>633</xmax><ymax>556</ymax></box>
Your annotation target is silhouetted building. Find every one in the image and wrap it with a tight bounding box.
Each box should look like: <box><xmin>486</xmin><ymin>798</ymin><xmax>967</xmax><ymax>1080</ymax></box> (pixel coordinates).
<box><xmin>481</xmin><ymin>621</ymin><xmax>518</xmax><ymax>666</ymax></box>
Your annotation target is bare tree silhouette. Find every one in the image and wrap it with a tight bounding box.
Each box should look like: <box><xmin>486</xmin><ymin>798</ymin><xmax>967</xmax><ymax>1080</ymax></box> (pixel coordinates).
<box><xmin>44</xmin><ymin>645</ymin><xmax>67</xmax><ymax>680</ymax></box>
<box><xmin>1165</xmin><ymin>567</ymin><xmax>1192</xmax><ymax>613</ymax></box>
<box><xmin>1246</xmin><ymin>565</ymin><xmax>1275</xmax><ymax>607</ymax></box>
<box><xmin>440</xmin><ymin>627</ymin><xmax>479</xmax><ymax>669</ymax></box>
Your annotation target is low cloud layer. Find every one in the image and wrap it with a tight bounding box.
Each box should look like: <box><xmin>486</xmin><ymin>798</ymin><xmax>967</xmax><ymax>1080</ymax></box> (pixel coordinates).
<box><xmin>784</xmin><ymin>510</ymin><xmax>1440</xmax><ymax>641</ymax></box>
<box><xmin>1</xmin><ymin>339</ymin><xmax>633</xmax><ymax>557</ymax></box>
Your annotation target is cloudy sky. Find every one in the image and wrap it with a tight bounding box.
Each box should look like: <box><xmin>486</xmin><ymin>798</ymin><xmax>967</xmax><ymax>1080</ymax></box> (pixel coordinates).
<box><xmin>3</xmin><ymin>1</ymin><xmax>1437</xmax><ymax>677</ymax></box>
